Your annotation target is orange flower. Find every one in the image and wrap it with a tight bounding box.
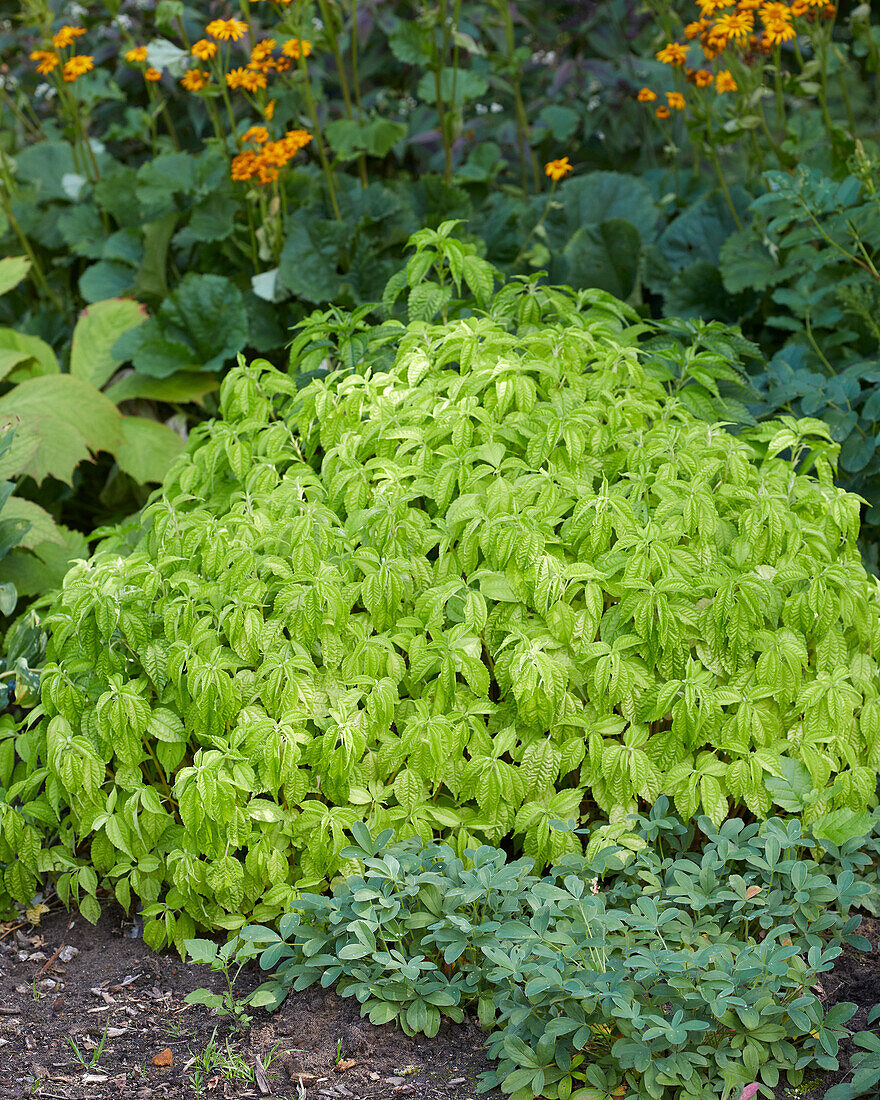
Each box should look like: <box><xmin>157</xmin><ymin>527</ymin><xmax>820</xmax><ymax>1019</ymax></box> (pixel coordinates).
<box><xmin>763</xmin><ymin>17</ymin><xmax>796</xmax><ymax>44</ymax></box>
<box><xmin>696</xmin><ymin>0</ymin><xmax>728</xmax><ymax>12</ymax></box>
<box><xmin>655</xmin><ymin>105</ymin><xmax>671</xmax><ymax>118</ymax></box>
<box><xmin>667</xmin><ymin>91</ymin><xmax>686</xmax><ymax>110</ymax></box>
<box><xmin>264</xmin><ymin>99</ymin><xmax>276</xmax><ymax>120</ymax></box>
<box><xmin>685</xmin><ymin>19</ymin><xmax>708</xmax><ymax>38</ymax></box>
<box><xmin>656</xmin><ymin>42</ymin><xmax>688</xmax><ymax>65</ymax></box>
<box><xmin>716</xmin><ymin>69</ymin><xmax>738</xmax><ymax>91</ymax></box>
<box><xmin>231</xmin><ymin>151</ymin><xmax>261</xmax><ymax>181</ymax></box>
<box><xmin>637</xmin><ymin>87</ymin><xmax>657</xmax><ymax>102</ymax></box>
<box><xmin>694</xmin><ymin>68</ymin><xmax>714</xmax><ymax>87</ymax></box>
<box><xmin>790</xmin><ymin>0</ymin><xmax>809</xmax><ymax>12</ymax></box>
<box><xmin>544</xmin><ymin>156</ymin><xmax>573</xmax><ymax>181</ymax></box>
<box><xmin>737</xmin><ymin>0</ymin><xmax>762</xmax><ymax>9</ymax></box>
<box><xmin>227</xmin><ymin>67</ymin><xmax>268</xmax><ymax>91</ymax></box>
<box><xmin>281</xmin><ymin>38</ymin><xmax>312</xmax><ymax>59</ymax></box>
<box><xmin>62</xmin><ymin>54</ymin><xmax>93</xmax><ymax>81</ymax></box>
<box><xmin>713</xmin><ymin>10</ymin><xmax>754</xmax><ymax>39</ymax></box>
<box><xmin>144</xmin><ymin>67</ymin><xmax>162</xmax><ymax>81</ymax></box>
<box><xmin>823</xmin><ymin>2</ymin><xmax>835</xmax><ymax>14</ymax></box>
<box><xmin>30</xmin><ymin>49</ymin><xmax>59</xmax><ymax>74</ymax></box>
<box><xmin>241</xmin><ymin>124</ymin><xmax>270</xmax><ymax>144</ymax></box>
<box><xmin>52</xmin><ymin>25</ymin><xmax>86</xmax><ymax>49</ymax></box>
<box><xmin>760</xmin><ymin>1</ymin><xmax>791</xmax><ymax>18</ymax></box>
<box><xmin>181</xmin><ymin>68</ymin><xmax>210</xmax><ymax>91</ymax></box>
<box><xmin>250</xmin><ymin>38</ymin><xmax>276</xmax><ymax>62</ymax></box>
<box><xmin>206</xmin><ymin>18</ymin><xmax>249</xmax><ymax>41</ymax></box>
<box><xmin>191</xmin><ymin>39</ymin><xmax>218</xmax><ymax>61</ymax></box>
<box><xmin>124</xmin><ymin>46</ymin><xmax>149</xmax><ymax>63</ymax></box>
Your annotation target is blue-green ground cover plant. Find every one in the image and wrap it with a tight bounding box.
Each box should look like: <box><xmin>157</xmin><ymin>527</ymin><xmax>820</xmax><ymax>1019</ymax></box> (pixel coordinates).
<box><xmin>3</xmin><ymin>264</ymin><xmax>880</xmax><ymax>948</ymax></box>
<box><xmin>236</xmin><ymin>808</ymin><xmax>878</xmax><ymax>1100</ymax></box>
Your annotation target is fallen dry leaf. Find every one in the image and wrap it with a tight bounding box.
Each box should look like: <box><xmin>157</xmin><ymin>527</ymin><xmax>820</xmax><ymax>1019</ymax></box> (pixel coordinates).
<box><xmin>26</xmin><ymin>903</ymin><xmax>50</xmax><ymax>925</ymax></box>
<box><xmin>151</xmin><ymin>1048</ymin><xmax>174</xmax><ymax>1067</ymax></box>
<box><xmin>334</xmin><ymin>1058</ymin><xmax>358</xmax><ymax>1073</ymax></box>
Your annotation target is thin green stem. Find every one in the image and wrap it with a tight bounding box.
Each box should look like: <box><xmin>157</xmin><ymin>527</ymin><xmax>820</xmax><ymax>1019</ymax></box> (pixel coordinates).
<box><xmin>299</xmin><ymin>55</ymin><xmax>342</xmax><ymax>220</ymax></box>
<box><xmin>497</xmin><ymin>0</ymin><xmax>539</xmax><ymax>193</ymax></box>
<box><xmin>435</xmin><ymin>0</ymin><xmax>453</xmax><ymax>184</ymax></box>
<box><xmin>772</xmin><ymin>44</ymin><xmax>786</xmax><ymax>145</ymax></box>
<box><xmin>0</xmin><ymin>174</ymin><xmax>64</xmax><ymax>310</ymax></box>
<box><xmin>350</xmin><ymin>0</ymin><xmax>369</xmax><ymax>188</ymax></box>
<box><xmin>707</xmin><ymin>144</ymin><xmax>743</xmax><ymax>231</ymax></box>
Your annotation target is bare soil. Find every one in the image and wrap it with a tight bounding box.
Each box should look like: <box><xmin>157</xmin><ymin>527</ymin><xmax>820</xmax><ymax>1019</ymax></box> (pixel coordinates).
<box><xmin>0</xmin><ymin>907</ymin><xmax>878</xmax><ymax>1100</ymax></box>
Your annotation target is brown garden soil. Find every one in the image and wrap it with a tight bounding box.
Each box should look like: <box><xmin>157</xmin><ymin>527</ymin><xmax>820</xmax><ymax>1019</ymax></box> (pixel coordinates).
<box><xmin>0</xmin><ymin>906</ymin><xmax>878</xmax><ymax>1100</ymax></box>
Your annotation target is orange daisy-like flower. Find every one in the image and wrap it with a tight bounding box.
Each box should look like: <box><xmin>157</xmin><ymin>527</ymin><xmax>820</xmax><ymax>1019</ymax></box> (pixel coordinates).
<box><xmin>685</xmin><ymin>19</ymin><xmax>709</xmax><ymax>38</ymax></box>
<box><xmin>124</xmin><ymin>46</ymin><xmax>149</xmax><ymax>63</ymax></box>
<box><xmin>250</xmin><ymin>38</ymin><xmax>276</xmax><ymax>61</ymax></box>
<box><xmin>716</xmin><ymin>69</ymin><xmax>738</xmax><ymax>91</ymax></box>
<box><xmin>281</xmin><ymin>38</ymin><xmax>312</xmax><ymax>59</ymax></box>
<box><xmin>763</xmin><ymin>18</ymin><xmax>796</xmax><ymax>44</ymax></box>
<box><xmin>241</xmin><ymin>124</ymin><xmax>270</xmax><ymax>144</ymax></box>
<box><xmin>206</xmin><ymin>18</ymin><xmax>249</xmax><ymax>41</ymax></box>
<box><xmin>264</xmin><ymin>99</ymin><xmax>276</xmax><ymax>120</ymax></box>
<box><xmin>544</xmin><ymin>156</ymin><xmax>573</xmax><ymax>181</ymax></box>
<box><xmin>655</xmin><ymin>105</ymin><xmax>671</xmax><ymax>119</ymax></box>
<box><xmin>656</xmin><ymin>42</ymin><xmax>688</xmax><ymax>66</ymax></box>
<box><xmin>191</xmin><ymin>38</ymin><xmax>218</xmax><ymax>60</ymax></box>
<box><xmin>181</xmin><ymin>68</ymin><xmax>210</xmax><ymax>91</ymax></box>
<box><xmin>694</xmin><ymin>68</ymin><xmax>714</xmax><ymax>87</ymax></box>
<box><xmin>144</xmin><ymin>67</ymin><xmax>162</xmax><ymax>81</ymax></box>
<box><xmin>62</xmin><ymin>54</ymin><xmax>94</xmax><ymax>81</ymax></box>
<box><xmin>30</xmin><ymin>49</ymin><xmax>59</xmax><ymax>74</ymax></box>
<box><xmin>823</xmin><ymin>3</ymin><xmax>836</xmax><ymax>14</ymax></box>
<box><xmin>713</xmin><ymin>10</ymin><xmax>754</xmax><ymax>38</ymax></box>
<box><xmin>695</xmin><ymin>0</ymin><xmax>728</xmax><ymax>13</ymax></box>
<box><xmin>667</xmin><ymin>92</ymin><xmax>686</xmax><ymax>110</ymax></box>
<box><xmin>737</xmin><ymin>0</ymin><xmax>762</xmax><ymax>9</ymax></box>
<box><xmin>637</xmin><ymin>87</ymin><xmax>657</xmax><ymax>102</ymax></box>
<box><xmin>227</xmin><ymin>67</ymin><xmax>268</xmax><ymax>91</ymax></box>
<box><xmin>760</xmin><ymin>1</ymin><xmax>792</xmax><ymax>20</ymax></box>
<box><xmin>790</xmin><ymin>0</ymin><xmax>809</xmax><ymax>12</ymax></box>
<box><xmin>52</xmin><ymin>25</ymin><xmax>86</xmax><ymax>49</ymax></box>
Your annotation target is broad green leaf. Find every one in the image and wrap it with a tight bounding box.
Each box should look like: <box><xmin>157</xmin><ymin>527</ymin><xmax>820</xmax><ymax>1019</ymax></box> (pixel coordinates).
<box><xmin>70</xmin><ymin>299</ymin><xmax>148</xmax><ymax>389</ymax></box>
<box><xmin>0</xmin><ymin>329</ymin><xmax>59</xmax><ymax>378</ymax></box>
<box><xmin>105</xmin><ymin>370</ymin><xmax>219</xmax><ymax>406</ymax></box>
<box><xmin>115</xmin><ymin>416</ymin><xmax>185</xmax><ymax>484</ymax></box>
<box><xmin>0</xmin><ymin>375</ymin><xmax>122</xmax><ymax>484</ymax></box>
<box><xmin>0</xmin><ymin>257</ymin><xmax>31</xmax><ymax>297</ymax></box>
<box><xmin>563</xmin><ymin>219</ymin><xmax>641</xmax><ymax>300</ymax></box>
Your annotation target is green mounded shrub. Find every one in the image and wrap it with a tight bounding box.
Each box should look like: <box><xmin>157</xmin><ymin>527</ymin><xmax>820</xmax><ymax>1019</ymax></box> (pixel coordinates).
<box><xmin>3</xmin><ymin>279</ymin><xmax>880</xmax><ymax>947</ymax></box>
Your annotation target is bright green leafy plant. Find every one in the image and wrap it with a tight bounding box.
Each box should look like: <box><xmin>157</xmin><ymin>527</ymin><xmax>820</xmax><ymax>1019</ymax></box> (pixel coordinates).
<box><xmin>239</xmin><ymin>808</ymin><xmax>877</xmax><ymax>1100</ymax></box>
<box><xmin>4</xmin><ymin>271</ymin><xmax>880</xmax><ymax>944</ymax></box>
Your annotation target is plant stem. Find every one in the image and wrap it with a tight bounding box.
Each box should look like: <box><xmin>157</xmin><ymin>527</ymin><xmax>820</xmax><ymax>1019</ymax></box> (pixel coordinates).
<box><xmin>0</xmin><ymin>177</ymin><xmax>64</xmax><ymax>310</ymax></box>
<box><xmin>350</xmin><ymin>0</ymin><xmax>369</xmax><ymax>188</ymax></box>
<box><xmin>299</xmin><ymin>55</ymin><xmax>342</xmax><ymax>220</ymax></box>
<box><xmin>435</xmin><ymin>0</ymin><xmax>453</xmax><ymax>183</ymax></box>
<box><xmin>772</xmin><ymin>44</ymin><xmax>786</xmax><ymax>145</ymax></box>
<box><xmin>707</xmin><ymin>144</ymin><xmax>743</xmax><ymax>231</ymax></box>
<box><xmin>497</xmin><ymin>0</ymin><xmax>539</xmax><ymax>193</ymax></box>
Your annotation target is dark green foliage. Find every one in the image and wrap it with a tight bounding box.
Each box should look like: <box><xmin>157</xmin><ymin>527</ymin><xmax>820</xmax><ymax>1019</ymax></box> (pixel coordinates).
<box><xmin>240</xmin><ymin>806</ymin><xmax>878</xmax><ymax>1100</ymax></box>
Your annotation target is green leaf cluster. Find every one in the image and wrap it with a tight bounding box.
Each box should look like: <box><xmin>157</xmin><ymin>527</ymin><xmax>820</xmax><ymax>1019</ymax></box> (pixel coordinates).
<box><xmin>5</xmin><ymin>278</ymin><xmax>880</xmax><ymax>943</ymax></box>
<box><xmin>240</xmin><ymin>807</ymin><xmax>879</xmax><ymax>1100</ymax></box>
